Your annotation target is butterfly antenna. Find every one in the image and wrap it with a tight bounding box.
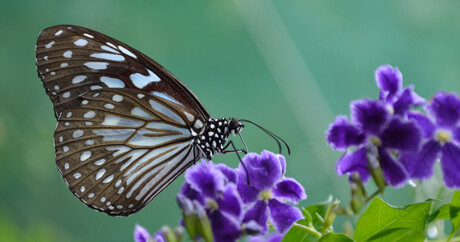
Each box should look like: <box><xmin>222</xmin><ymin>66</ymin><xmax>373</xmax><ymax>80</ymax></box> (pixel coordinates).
<box><xmin>240</xmin><ymin>119</ymin><xmax>291</xmax><ymax>155</ymax></box>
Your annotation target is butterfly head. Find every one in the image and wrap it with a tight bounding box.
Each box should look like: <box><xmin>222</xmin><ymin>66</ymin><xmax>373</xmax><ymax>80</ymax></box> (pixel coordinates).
<box><xmin>229</xmin><ymin>118</ymin><xmax>244</xmax><ymax>136</ymax></box>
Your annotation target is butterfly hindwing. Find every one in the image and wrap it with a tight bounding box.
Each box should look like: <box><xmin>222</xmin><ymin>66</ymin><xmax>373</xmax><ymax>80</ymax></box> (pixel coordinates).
<box><xmin>35</xmin><ymin>24</ymin><xmax>209</xmax><ymax>120</ymax></box>
<box><xmin>55</xmin><ymin>88</ymin><xmax>200</xmax><ymax>216</ymax></box>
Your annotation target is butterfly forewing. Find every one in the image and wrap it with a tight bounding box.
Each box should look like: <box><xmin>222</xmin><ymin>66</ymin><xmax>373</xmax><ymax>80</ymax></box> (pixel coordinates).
<box><xmin>35</xmin><ymin>25</ymin><xmax>209</xmax><ymax>120</ymax></box>
<box><xmin>55</xmin><ymin>88</ymin><xmax>200</xmax><ymax>216</ymax></box>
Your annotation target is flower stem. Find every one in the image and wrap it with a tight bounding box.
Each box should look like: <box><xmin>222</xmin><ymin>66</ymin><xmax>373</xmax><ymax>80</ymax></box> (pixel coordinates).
<box><xmin>292</xmin><ymin>223</ymin><xmax>322</xmax><ymax>238</ymax></box>
<box><xmin>364</xmin><ymin>188</ymin><xmax>384</xmax><ymax>204</ymax></box>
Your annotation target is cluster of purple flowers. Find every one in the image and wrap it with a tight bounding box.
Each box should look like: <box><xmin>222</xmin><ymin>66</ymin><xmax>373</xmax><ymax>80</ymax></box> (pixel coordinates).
<box><xmin>135</xmin><ymin>150</ymin><xmax>306</xmax><ymax>242</ymax></box>
<box><xmin>326</xmin><ymin>64</ymin><xmax>460</xmax><ymax>189</ymax></box>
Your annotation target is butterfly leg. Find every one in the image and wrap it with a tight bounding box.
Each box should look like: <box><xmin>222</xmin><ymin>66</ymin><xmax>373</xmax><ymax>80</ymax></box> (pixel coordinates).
<box><xmin>221</xmin><ymin>140</ymin><xmax>250</xmax><ymax>185</ymax></box>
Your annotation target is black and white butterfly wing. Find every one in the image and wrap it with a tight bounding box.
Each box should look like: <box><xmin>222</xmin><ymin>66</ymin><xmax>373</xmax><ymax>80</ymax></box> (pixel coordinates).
<box><xmin>35</xmin><ymin>24</ymin><xmax>210</xmax><ymax>121</ymax></box>
<box><xmin>35</xmin><ymin>25</ymin><xmax>210</xmax><ymax>216</ymax></box>
<box><xmin>54</xmin><ymin>88</ymin><xmax>200</xmax><ymax>216</ymax></box>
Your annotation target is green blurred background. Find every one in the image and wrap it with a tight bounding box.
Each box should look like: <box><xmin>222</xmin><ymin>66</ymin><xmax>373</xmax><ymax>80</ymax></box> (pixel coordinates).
<box><xmin>0</xmin><ymin>0</ymin><xmax>459</xmax><ymax>241</ymax></box>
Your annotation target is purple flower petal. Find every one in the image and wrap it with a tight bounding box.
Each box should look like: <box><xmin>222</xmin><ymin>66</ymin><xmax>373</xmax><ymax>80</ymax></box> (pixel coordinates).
<box><xmin>217</xmin><ymin>185</ymin><xmax>243</xmax><ymax>219</ymax></box>
<box><xmin>268</xmin><ymin>198</ymin><xmax>304</xmax><ymax>234</ymax></box>
<box><xmin>277</xmin><ymin>154</ymin><xmax>286</xmax><ymax>175</ymax></box>
<box><xmin>180</xmin><ymin>183</ymin><xmax>204</xmax><ymax>204</ymax></box>
<box><xmin>426</xmin><ymin>92</ymin><xmax>460</xmax><ymax>128</ymax></box>
<box><xmin>375</xmin><ymin>65</ymin><xmax>403</xmax><ymax>101</ymax></box>
<box><xmin>272</xmin><ymin>178</ymin><xmax>307</xmax><ymax>204</ymax></box>
<box><xmin>453</xmin><ymin>126</ymin><xmax>460</xmax><ymax>143</ymax></box>
<box><xmin>243</xmin><ymin>200</ymin><xmax>269</xmax><ymax>234</ymax></box>
<box><xmin>134</xmin><ymin>225</ymin><xmax>150</xmax><ymax>242</ymax></box>
<box><xmin>185</xmin><ymin>160</ymin><xmax>225</xmax><ymax>198</ymax></box>
<box><xmin>393</xmin><ymin>85</ymin><xmax>425</xmax><ymax>116</ymax></box>
<box><xmin>153</xmin><ymin>229</ymin><xmax>166</xmax><ymax>242</ymax></box>
<box><xmin>400</xmin><ymin>140</ymin><xmax>441</xmax><ymax>180</ymax></box>
<box><xmin>242</xmin><ymin>220</ymin><xmax>264</xmax><ymax>236</ymax></box>
<box><xmin>326</xmin><ymin>115</ymin><xmax>365</xmax><ymax>150</ymax></box>
<box><xmin>335</xmin><ymin>147</ymin><xmax>370</xmax><ymax>182</ymax></box>
<box><xmin>408</xmin><ymin>111</ymin><xmax>435</xmax><ymax>138</ymax></box>
<box><xmin>215</xmin><ymin>164</ymin><xmax>238</xmax><ymax>184</ymax></box>
<box><xmin>209</xmin><ymin>210</ymin><xmax>242</xmax><ymax>242</ymax></box>
<box><xmin>241</xmin><ymin>151</ymin><xmax>282</xmax><ymax>190</ymax></box>
<box><xmin>351</xmin><ymin>99</ymin><xmax>389</xmax><ymax>135</ymax></box>
<box><xmin>237</xmin><ymin>177</ymin><xmax>260</xmax><ymax>204</ymax></box>
<box><xmin>379</xmin><ymin>149</ymin><xmax>408</xmax><ymax>187</ymax></box>
<box><xmin>381</xmin><ymin>117</ymin><xmax>422</xmax><ymax>152</ymax></box>
<box><xmin>441</xmin><ymin>143</ymin><xmax>460</xmax><ymax>188</ymax></box>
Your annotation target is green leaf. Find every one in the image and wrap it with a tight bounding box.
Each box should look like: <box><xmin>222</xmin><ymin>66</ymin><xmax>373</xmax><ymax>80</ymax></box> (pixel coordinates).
<box><xmin>354</xmin><ymin>197</ymin><xmax>431</xmax><ymax>242</ymax></box>
<box><xmin>449</xmin><ymin>191</ymin><xmax>460</xmax><ymax>239</ymax></box>
<box><xmin>283</xmin><ymin>197</ymin><xmax>332</xmax><ymax>242</ymax></box>
<box><xmin>319</xmin><ymin>233</ymin><xmax>354</xmax><ymax>242</ymax></box>
<box><xmin>427</xmin><ymin>204</ymin><xmax>450</xmax><ymax>223</ymax></box>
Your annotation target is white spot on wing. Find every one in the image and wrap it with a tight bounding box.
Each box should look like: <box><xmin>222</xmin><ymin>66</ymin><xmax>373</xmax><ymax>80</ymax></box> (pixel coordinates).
<box><xmin>84</xmin><ymin>111</ymin><xmax>96</xmax><ymax>119</ymax></box>
<box><xmin>151</xmin><ymin>91</ymin><xmax>182</xmax><ymax>106</ymax></box>
<box><xmin>84</xmin><ymin>62</ymin><xmax>109</xmax><ymax>70</ymax></box>
<box><xmin>90</xmin><ymin>85</ymin><xmax>102</xmax><ymax>90</ymax></box>
<box><xmin>183</xmin><ymin>111</ymin><xmax>194</xmax><ymax>122</ymax></box>
<box><xmin>62</xmin><ymin>92</ymin><xmax>70</xmax><ymax>98</ymax></box>
<box><xmin>74</xmin><ymin>39</ymin><xmax>88</xmax><ymax>46</ymax></box>
<box><xmin>100</xmin><ymin>115</ymin><xmax>143</xmax><ymax>127</ymax></box>
<box><xmin>106</xmin><ymin>42</ymin><xmax>117</xmax><ymax>49</ymax></box>
<box><xmin>94</xmin><ymin>159</ymin><xmax>106</xmax><ymax>166</ymax></box>
<box><xmin>101</xmin><ymin>45</ymin><xmax>120</xmax><ymax>54</ymax></box>
<box><xmin>112</xmin><ymin>95</ymin><xmax>123</xmax><ymax>102</ymax></box>
<box><xmin>64</xmin><ymin>163</ymin><xmax>69</xmax><ymax>169</ymax></box>
<box><xmin>73</xmin><ymin>130</ymin><xmax>84</xmax><ymax>138</ymax></box>
<box><xmin>104</xmin><ymin>103</ymin><xmax>115</xmax><ymax>109</ymax></box>
<box><xmin>100</xmin><ymin>76</ymin><xmax>125</xmax><ymax>88</ymax></box>
<box><xmin>63</xmin><ymin>50</ymin><xmax>72</xmax><ymax>58</ymax></box>
<box><xmin>130</xmin><ymin>70</ymin><xmax>161</xmax><ymax>88</ymax></box>
<box><xmin>84</xmin><ymin>33</ymin><xmax>94</xmax><ymax>38</ymax></box>
<box><xmin>96</xmin><ymin>169</ymin><xmax>106</xmax><ymax>180</ymax></box>
<box><xmin>194</xmin><ymin>119</ymin><xmax>203</xmax><ymax>129</ymax></box>
<box><xmin>103</xmin><ymin>174</ymin><xmax>114</xmax><ymax>183</ymax></box>
<box><xmin>61</xmin><ymin>63</ymin><xmax>68</xmax><ymax>67</ymax></box>
<box><xmin>45</xmin><ymin>41</ymin><xmax>55</xmax><ymax>49</ymax></box>
<box><xmin>118</xmin><ymin>45</ymin><xmax>137</xmax><ymax>58</ymax></box>
<box><xmin>72</xmin><ymin>75</ymin><xmax>87</xmax><ymax>84</ymax></box>
<box><xmin>90</xmin><ymin>53</ymin><xmax>125</xmax><ymax>62</ymax></box>
<box><xmin>73</xmin><ymin>173</ymin><xmax>82</xmax><ymax>179</ymax></box>
<box><xmin>80</xmin><ymin>151</ymin><xmax>91</xmax><ymax>161</ymax></box>
<box><xmin>55</xmin><ymin>30</ymin><xmax>63</xmax><ymax>36</ymax></box>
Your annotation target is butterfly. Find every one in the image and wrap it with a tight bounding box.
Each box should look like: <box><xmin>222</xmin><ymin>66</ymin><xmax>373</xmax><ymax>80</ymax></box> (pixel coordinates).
<box><xmin>35</xmin><ymin>25</ymin><xmax>288</xmax><ymax>216</ymax></box>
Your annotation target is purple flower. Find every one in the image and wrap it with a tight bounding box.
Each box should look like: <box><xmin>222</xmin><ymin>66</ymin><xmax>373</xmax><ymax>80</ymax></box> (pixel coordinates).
<box><xmin>327</xmin><ymin>99</ymin><xmax>423</xmax><ymax>187</ymax></box>
<box><xmin>180</xmin><ymin>160</ymin><xmax>244</xmax><ymax>241</ymax></box>
<box><xmin>375</xmin><ymin>65</ymin><xmax>425</xmax><ymax>116</ymax></box>
<box><xmin>134</xmin><ymin>225</ymin><xmax>152</xmax><ymax>242</ymax></box>
<box><xmin>237</xmin><ymin>151</ymin><xmax>306</xmax><ymax>234</ymax></box>
<box><xmin>400</xmin><ymin>92</ymin><xmax>460</xmax><ymax>188</ymax></box>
